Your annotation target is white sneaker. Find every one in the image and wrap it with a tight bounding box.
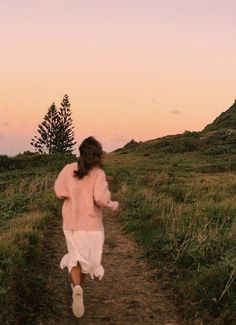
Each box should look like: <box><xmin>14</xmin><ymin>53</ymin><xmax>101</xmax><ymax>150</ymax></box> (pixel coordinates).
<box><xmin>72</xmin><ymin>285</ymin><xmax>84</xmax><ymax>318</ymax></box>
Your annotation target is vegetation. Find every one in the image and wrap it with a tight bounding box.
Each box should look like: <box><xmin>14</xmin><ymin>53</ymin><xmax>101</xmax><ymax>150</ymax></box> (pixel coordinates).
<box><xmin>0</xmin><ymin>153</ymin><xmax>75</xmax><ymax>324</ymax></box>
<box><xmin>106</xmin><ymin>148</ymin><xmax>236</xmax><ymax>324</ymax></box>
<box><xmin>204</xmin><ymin>100</ymin><xmax>236</xmax><ymax>132</ymax></box>
<box><xmin>105</xmin><ymin>100</ymin><xmax>236</xmax><ymax>324</ymax></box>
<box><xmin>31</xmin><ymin>94</ymin><xmax>76</xmax><ymax>153</ymax></box>
<box><xmin>115</xmin><ymin>100</ymin><xmax>236</xmax><ymax>156</ymax></box>
<box><xmin>1</xmin><ymin>100</ymin><xmax>236</xmax><ymax>323</ymax></box>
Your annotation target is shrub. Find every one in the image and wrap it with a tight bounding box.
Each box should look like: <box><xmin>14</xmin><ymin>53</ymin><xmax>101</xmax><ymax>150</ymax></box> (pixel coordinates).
<box><xmin>205</xmin><ymin>145</ymin><xmax>231</xmax><ymax>156</ymax></box>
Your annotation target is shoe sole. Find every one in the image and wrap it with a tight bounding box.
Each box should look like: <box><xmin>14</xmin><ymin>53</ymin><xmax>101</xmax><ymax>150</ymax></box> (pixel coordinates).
<box><xmin>72</xmin><ymin>286</ymin><xmax>84</xmax><ymax>318</ymax></box>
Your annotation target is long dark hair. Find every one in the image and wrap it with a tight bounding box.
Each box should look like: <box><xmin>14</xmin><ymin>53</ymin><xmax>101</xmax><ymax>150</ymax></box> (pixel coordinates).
<box><xmin>74</xmin><ymin>136</ymin><xmax>103</xmax><ymax>179</ymax></box>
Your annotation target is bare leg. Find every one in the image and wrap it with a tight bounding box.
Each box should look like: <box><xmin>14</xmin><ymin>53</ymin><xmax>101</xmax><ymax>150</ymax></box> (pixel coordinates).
<box><xmin>70</xmin><ymin>263</ymin><xmax>85</xmax><ymax>318</ymax></box>
<box><xmin>70</xmin><ymin>263</ymin><xmax>86</xmax><ymax>287</ymax></box>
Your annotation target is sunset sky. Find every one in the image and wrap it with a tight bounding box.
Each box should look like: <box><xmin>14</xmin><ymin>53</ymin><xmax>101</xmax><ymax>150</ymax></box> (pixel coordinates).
<box><xmin>0</xmin><ymin>0</ymin><xmax>236</xmax><ymax>155</ymax></box>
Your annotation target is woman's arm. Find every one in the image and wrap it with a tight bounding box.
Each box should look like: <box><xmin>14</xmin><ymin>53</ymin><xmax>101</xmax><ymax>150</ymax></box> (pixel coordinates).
<box><xmin>93</xmin><ymin>169</ymin><xmax>119</xmax><ymax>210</ymax></box>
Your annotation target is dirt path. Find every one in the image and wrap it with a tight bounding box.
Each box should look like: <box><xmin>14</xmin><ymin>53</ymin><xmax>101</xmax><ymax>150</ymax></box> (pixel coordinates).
<box><xmin>35</xmin><ymin>212</ymin><xmax>180</xmax><ymax>325</ymax></box>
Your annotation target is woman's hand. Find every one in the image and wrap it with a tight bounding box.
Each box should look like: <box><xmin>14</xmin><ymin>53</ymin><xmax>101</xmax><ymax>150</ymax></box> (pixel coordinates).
<box><xmin>111</xmin><ymin>201</ymin><xmax>119</xmax><ymax>211</ymax></box>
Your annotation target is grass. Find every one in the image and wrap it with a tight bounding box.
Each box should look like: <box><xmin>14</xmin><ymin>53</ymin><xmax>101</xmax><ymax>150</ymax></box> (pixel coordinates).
<box><xmin>105</xmin><ymin>150</ymin><xmax>236</xmax><ymax>324</ymax></box>
<box><xmin>0</xmin><ymin>150</ymin><xmax>235</xmax><ymax>324</ymax></box>
<box><xmin>0</xmin><ymin>153</ymin><xmax>74</xmax><ymax>324</ymax></box>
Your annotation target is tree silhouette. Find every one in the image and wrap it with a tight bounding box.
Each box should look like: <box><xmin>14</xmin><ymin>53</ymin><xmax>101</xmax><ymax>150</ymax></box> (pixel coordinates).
<box><xmin>31</xmin><ymin>95</ymin><xmax>76</xmax><ymax>153</ymax></box>
<box><xmin>55</xmin><ymin>94</ymin><xmax>77</xmax><ymax>153</ymax></box>
<box><xmin>31</xmin><ymin>102</ymin><xmax>59</xmax><ymax>153</ymax></box>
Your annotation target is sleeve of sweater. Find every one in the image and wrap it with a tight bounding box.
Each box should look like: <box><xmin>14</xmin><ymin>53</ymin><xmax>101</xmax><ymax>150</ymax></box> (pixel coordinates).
<box><xmin>93</xmin><ymin>169</ymin><xmax>119</xmax><ymax>210</ymax></box>
<box><xmin>54</xmin><ymin>165</ymin><xmax>70</xmax><ymax>200</ymax></box>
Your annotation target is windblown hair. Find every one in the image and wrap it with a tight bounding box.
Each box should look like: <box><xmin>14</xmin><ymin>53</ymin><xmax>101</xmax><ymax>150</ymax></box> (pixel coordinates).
<box><xmin>74</xmin><ymin>136</ymin><xmax>103</xmax><ymax>179</ymax></box>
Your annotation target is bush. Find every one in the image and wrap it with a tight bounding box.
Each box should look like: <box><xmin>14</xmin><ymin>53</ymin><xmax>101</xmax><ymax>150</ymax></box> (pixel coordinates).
<box><xmin>183</xmin><ymin>130</ymin><xmax>200</xmax><ymax>139</ymax></box>
<box><xmin>0</xmin><ymin>153</ymin><xmax>76</xmax><ymax>171</ymax></box>
<box><xmin>205</xmin><ymin>145</ymin><xmax>231</xmax><ymax>156</ymax></box>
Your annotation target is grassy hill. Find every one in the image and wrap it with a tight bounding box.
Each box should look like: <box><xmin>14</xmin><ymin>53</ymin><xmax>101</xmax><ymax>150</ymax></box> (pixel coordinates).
<box><xmin>0</xmin><ymin>101</ymin><xmax>236</xmax><ymax>324</ymax></box>
<box><xmin>115</xmin><ymin>100</ymin><xmax>236</xmax><ymax>157</ymax></box>
<box><xmin>204</xmin><ymin>99</ymin><xmax>236</xmax><ymax>132</ymax></box>
<box><xmin>106</xmin><ymin>151</ymin><xmax>236</xmax><ymax>324</ymax></box>
<box><xmin>107</xmin><ymin>102</ymin><xmax>236</xmax><ymax>324</ymax></box>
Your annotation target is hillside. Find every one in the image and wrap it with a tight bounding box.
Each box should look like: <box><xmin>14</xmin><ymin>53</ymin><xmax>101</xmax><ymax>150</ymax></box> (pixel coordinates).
<box><xmin>1</xmin><ymin>100</ymin><xmax>236</xmax><ymax>324</ymax></box>
<box><xmin>204</xmin><ymin>99</ymin><xmax>236</xmax><ymax>132</ymax></box>
<box><xmin>116</xmin><ymin>100</ymin><xmax>236</xmax><ymax>156</ymax></box>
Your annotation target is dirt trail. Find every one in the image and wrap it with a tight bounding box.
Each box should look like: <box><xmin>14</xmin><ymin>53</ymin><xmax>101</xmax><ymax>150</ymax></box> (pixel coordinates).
<box><xmin>35</xmin><ymin>212</ymin><xmax>180</xmax><ymax>325</ymax></box>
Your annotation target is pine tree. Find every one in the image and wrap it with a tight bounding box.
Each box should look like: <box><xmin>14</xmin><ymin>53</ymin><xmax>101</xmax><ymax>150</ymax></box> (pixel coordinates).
<box><xmin>31</xmin><ymin>95</ymin><xmax>77</xmax><ymax>153</ymax></box>
<box><xmin>55</xmin><ymin>94</ymin><xmax>77</xmax><ymax>153</ymax></box>
<box><xmin>31</xmin><ymin>103</ymin><xmax>59</xmax><ymax>153</ymax></box>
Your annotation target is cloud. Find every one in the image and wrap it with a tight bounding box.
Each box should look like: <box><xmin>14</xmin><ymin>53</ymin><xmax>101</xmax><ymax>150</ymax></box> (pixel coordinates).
<box><xmin>0</xmin><ymin>134</ymin><xmax>4</xmax><ymax>139</ymax></box>
<box><xmin>170</xmin><ymin>109</ymin><xmax>181</xmax><ymax>114</ymax></box>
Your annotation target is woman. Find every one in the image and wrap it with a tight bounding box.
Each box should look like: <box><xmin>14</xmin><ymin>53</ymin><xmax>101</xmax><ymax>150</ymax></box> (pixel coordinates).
<box><xmin>54</xmin><ymin>136</ymin><xmax>119</xmax><ymax>318</ymax></box>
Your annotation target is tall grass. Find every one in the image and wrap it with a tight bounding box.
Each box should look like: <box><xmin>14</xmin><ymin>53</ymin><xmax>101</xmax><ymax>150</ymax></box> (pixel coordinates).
<box><xmin>1</xmin><ymin>151</ymin><xmax>235</xmax><ymax>323</ymax></box>
<box><xmin>0</xmin><ymin>154</ymin><xmax>74</xmax><ymax>324</ymax></box>
<box><xmin>106</xmin><ymin>151</ymin><xmax>236</xmax><ymax>324</ymax></box>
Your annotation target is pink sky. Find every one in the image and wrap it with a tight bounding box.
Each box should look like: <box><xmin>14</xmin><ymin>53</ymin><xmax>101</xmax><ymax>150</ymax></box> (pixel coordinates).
<box><xmin>0</xmin><ymin>0</ymin><xmax>236</xmax><ymax>155</ymax></box>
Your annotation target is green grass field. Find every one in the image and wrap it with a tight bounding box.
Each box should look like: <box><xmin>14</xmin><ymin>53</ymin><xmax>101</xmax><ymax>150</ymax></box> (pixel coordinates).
<box><xmin>105</xmin><ymin>149</ymin><xmax>236</xmax><ymax>324</ymax></box>
<box><xmin>0</xmin><ymin>150</ymin><xmax>235</xmax><ymax>324</ymax></box>
<box><xmin>0</xmin><ymin>153</ymin><xmax>75</xmax><ymax>324</ymax></box>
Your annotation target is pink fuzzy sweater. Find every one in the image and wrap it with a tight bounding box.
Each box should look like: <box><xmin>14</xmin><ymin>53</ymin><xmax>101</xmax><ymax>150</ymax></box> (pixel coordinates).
<box><xmin>54</xmin><ymin>162</ymin><xmax>119</xmax><ymax>231</ymax></box>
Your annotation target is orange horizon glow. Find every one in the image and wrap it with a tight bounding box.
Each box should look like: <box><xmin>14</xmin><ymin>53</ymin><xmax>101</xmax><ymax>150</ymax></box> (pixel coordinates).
<box><xmin>0</xmin><ymin>1</ymin><xmax>236</xmax><ymax>155</ymax></box>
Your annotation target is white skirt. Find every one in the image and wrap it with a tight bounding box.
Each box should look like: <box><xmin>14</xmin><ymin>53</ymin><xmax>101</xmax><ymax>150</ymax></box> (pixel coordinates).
<box><xmin>60</xmin><ymin>229</ymin><xmax>105</xmax><ymax>280</ymax></box>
